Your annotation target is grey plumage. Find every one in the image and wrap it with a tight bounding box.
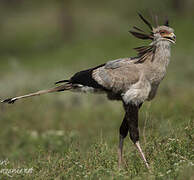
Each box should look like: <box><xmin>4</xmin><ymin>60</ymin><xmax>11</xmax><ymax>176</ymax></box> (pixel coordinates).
<box><xmin>92</xmin><ymin>38</ymin><xmax>173</xmax><ymax>105</ymax></box>
<box><xmin>1</xmin><ymin>13</ymin><xmax>176</xmax><ymax>170</ymax></box>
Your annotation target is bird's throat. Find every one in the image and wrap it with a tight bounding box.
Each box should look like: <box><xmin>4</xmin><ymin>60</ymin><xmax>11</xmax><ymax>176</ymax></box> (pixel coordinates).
<box><xmin>154</xmin><ymin>41</ymin><xmax>171</xmax><ymax>69</ymax></box>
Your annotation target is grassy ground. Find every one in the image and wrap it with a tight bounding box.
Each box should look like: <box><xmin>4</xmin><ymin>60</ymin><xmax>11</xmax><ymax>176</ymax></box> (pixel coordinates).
<box><xmin>0</xmin><ymin>3</ymin><xmax>194</xmax><ymax>179</ymax></box>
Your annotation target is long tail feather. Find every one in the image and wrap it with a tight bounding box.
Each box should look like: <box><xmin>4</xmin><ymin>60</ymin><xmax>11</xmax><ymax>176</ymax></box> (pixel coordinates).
<box><xmin>55</xmin><ymin>79</ymin><xmax>69</xmax><ymax>85</ymax></box>
<box><xmin>1</xmin><ymin>83</ymin><xmax>72</xmax><ymax>104</ymax></box>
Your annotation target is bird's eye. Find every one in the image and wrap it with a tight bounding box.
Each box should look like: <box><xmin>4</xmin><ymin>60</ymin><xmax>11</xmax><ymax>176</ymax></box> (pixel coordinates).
<box><xmin>160</xmin><ymin>31</ymin><xmax>165</xmax><ymax>34</ymax></box>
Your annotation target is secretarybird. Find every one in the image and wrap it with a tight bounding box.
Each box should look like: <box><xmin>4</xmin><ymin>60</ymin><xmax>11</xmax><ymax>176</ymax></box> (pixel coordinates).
<box><xmin>1</xmin><ymin>13</ymin><xmax>176</xmax><ymax>169</ymax></box>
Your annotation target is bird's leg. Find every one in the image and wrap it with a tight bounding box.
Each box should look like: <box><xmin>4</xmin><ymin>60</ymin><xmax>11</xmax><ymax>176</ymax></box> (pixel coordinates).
<box><xmin>135</xmin><ymin>141</ymin><xmax>149</xmax><ymax>169</ymax></box>
<box><xmin>118</xmin><ymin>114</ymin><xmax>128</xmax><ymax>168</ymax></box>
<box><xmin>125</xmin><ymin>103</ymin><xmax>150</xmax><ymax>169</ymax></box>
<box><xmin>118</xmin><ymin>135</ymin><xmax>124</xmax><ymax>168</ymax></box>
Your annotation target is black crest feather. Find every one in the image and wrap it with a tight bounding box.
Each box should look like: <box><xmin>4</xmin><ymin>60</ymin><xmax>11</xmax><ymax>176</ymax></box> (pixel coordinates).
<box><xmin>138</xmin><ymin>13</ymin><xmax>153</xmax><ymax>30</ymax></box>
<box><xmin>129</xmin><ymin>30</ymin><xmax>153</xmax><ymax>40</ymax></box>
<box><xmin>129</xmin><ymin>13</ymin><xmax>154</xmax><ymax>40</ymax></box>
<box><xmin>129</xmin><ymin>13</ymin><xmax>156</xmax><ymax>64</ymax></box>
<box><xmin>134</xmin><ymin>45</ymin><xmax>156</xmax><ymax>63</ymax></box>
<box><xmin>164</xmin><ymin>18</ymin><xmax>169</xmax><ymax>26</ymax></box>
<box><xmin>133</xmin><ymin>26</ymin><xmax>145</xmax><ymax>32</ymax></box>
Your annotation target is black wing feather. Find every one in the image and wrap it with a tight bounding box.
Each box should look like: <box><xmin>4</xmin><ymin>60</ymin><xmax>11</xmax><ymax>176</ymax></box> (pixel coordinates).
<box><xmin>70</xmin><ymin>64</ymin><xmax>106</xmax><ymax>89</ymax></box>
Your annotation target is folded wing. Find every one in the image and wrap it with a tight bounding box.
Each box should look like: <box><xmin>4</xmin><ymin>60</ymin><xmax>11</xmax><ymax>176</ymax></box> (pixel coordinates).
<box><xmin>92</xmin><ymin>58</ymin><xmax>140</xmax><ymax>93</ymax></box>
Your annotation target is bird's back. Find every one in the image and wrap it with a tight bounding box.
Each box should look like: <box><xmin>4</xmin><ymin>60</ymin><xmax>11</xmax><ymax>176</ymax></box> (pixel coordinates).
<box><xmin>92</xmin><ymin>58</ymin><xmax>140</xmax><ymax>93</ymax></box>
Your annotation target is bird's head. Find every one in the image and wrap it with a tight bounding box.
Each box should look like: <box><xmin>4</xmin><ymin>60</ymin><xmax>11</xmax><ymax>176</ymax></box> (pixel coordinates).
<box><xmin>153</xmin><ymin>25</ymin><xmax>176</xmax><ymax>44</ymax></box>
<box><xmin>130</xmin><ymin>13</ymin><xmax>176</xmax><ymax>44</ymax></box>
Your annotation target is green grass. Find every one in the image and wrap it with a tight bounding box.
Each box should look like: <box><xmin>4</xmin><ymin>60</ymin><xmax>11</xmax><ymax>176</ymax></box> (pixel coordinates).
<box><xmin>0</xmin><ymin>2</ymin><xmax>194</xmax><ymax>179</ymax></box>
<box><xmin>0</xmin><ymin>94</ymin><xmax>193</xmax><ymax>179</ymax></box>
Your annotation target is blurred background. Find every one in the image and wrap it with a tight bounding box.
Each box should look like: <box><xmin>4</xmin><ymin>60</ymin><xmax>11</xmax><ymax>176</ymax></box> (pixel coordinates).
<box><xmin>0</xmin><ymin>0</ymin><xmax>194</xmax><ymax>179</ymax></box>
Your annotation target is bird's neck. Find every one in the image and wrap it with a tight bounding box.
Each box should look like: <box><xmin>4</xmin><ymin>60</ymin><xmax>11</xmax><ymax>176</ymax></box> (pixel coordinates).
<box><xmin>153</xmin><ymin>40</ymin><xmax>171</xmax><ymax>69</ymax></box>
<box><xmin>145</xmin><ymin>40</ymin><xmax>172</xmax><ymax>84</ymax></box>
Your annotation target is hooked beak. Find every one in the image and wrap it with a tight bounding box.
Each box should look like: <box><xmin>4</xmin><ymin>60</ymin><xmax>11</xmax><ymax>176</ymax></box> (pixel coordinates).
<box><xmin>164</xmin><ymin>32</ymin><xmax>176</xmax><ymax>43</ymax></box>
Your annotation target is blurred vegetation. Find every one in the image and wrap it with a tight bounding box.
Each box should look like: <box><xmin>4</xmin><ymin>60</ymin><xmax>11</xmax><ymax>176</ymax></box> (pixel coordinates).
<box><xmin>0</xmin><ymin>0</ymin><xmax>194</xmax><ymax>179</ymax></box>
